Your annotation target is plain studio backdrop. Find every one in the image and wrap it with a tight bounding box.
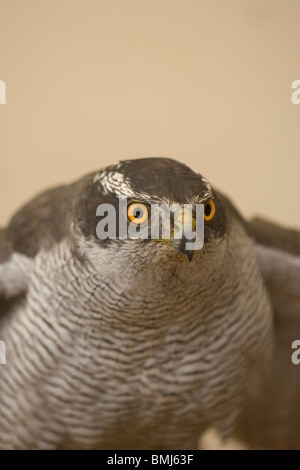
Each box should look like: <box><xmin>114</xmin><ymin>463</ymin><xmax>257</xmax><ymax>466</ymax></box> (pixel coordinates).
<box><xmin>0</xmin><ymin>0</ymin><xmax>299</xmax><ymax>229</ymax></box>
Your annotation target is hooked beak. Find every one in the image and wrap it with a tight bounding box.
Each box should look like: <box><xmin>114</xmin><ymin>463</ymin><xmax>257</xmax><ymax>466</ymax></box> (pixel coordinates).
<box><xmin>153</xmin><ymin>206</ymin><xmax>202</xmax><ymax>263</ymax></box>
<box><xmin>171</xmin><ymin>208</ymin><xmax>196</xmax><ymax>262</ymax></box>
<box><xmin>171</xmin><ymin>236</ymin><xmax>194</xmax><ymax>262</ymax></box>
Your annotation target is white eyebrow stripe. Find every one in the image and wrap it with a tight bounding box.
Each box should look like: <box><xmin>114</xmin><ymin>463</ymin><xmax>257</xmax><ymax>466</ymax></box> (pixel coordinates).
<box><xmin>198</xmin><ymin>176</ymin><xmax>213</xmax><ymax>202</ymax></box>
<box><xmin>94</xmin><ymin>171</ymin><xmax>136</xmax><ymax>197</ymax></box>
<box><xmin>198</xmin><ymin>190</ymin><xmax>213</xmax><ymax>203</ymax></box>
<box><xmin>93</xmin><ymin>168</ymin><xmax>213</xmax><ymax>203</ymax></box>
<box><xmin>93</xmin><ymin>168</ymin><xmax>161</xmax><ymax>202</ymax></box>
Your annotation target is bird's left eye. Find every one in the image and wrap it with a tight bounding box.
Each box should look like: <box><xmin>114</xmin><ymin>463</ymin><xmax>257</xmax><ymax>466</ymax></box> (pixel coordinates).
<box><xmin>127</xmin><ymin>203</ymin><xmax>149</xmax><ymax>224</ymax></box>
<box><xmin>204</xmin><ymin>200</ymin><xmax>215</xmax><ymax>222</ymax></box>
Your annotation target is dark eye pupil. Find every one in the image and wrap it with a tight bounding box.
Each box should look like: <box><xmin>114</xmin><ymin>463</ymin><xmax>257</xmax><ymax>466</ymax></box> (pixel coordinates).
<box><xmin>205</xmin><ymin>203</ymin><xmax>211</xmax><ymax>217</ymax></box>
<box><xmin>134</xmin><ymin>209</ymin><xmax>142</xmax><ymax>218</ymax></box>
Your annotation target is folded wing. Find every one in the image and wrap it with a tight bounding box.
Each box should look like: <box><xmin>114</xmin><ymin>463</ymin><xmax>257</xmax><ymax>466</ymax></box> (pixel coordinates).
<box><xmin>235</xmin><ymin>217</ymin><xmax>300</xmax><ymax>449</ymax></box>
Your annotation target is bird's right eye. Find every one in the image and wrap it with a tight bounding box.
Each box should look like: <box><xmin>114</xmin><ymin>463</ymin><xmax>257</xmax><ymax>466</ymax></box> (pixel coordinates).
<box><xmin>127</xmin><ymin>203</ymin><xmax>149</xmax><ymax>224</ymax></box>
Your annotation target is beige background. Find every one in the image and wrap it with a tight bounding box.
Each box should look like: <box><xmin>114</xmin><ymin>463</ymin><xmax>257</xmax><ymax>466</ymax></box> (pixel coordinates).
<box><xmin>0</xmin><ymin>0</ymin><xmax>299</xmax><ymax>228</ymax></box>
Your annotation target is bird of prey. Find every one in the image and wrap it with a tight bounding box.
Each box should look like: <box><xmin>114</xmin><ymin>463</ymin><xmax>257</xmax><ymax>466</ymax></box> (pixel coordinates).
<box><xmin>0</xmin><ymin>157</ymin><xmax>298</xmax><ymax>450</ymax></box>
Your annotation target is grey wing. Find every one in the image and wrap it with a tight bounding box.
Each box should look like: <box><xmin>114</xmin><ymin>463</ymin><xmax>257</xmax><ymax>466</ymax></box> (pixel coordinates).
<box><xmin>234</xmin><ymin>217</ymin><xmax>300</xmax><ymax>449</ymax></box>
<box><xmin>0</xmin><ymin>227</ymin><xmax>31</xmax><ymax>302</ymax></box>
<box><xmin>0</xmin><ymin>185</ymin><xmax>73</xmax><ymax>312</ymax></box>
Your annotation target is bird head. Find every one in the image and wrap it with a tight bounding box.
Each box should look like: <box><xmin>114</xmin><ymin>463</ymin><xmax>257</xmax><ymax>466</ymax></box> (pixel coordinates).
<box><xmin>73</xmin><ymin>158</ymin><xmax>228</xmax><ymax>275</ymax></box>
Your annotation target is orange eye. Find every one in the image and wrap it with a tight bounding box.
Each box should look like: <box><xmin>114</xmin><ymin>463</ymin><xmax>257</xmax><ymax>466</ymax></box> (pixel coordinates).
<box><xmin>204</xmin><ymin>200</ymin><xmax>215</xmax><ymax>222</ymax></box>
<box><xmin>127</xmin><ymin>203</ymin><xmax>149</xmax><ymax>224</ymax></box>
